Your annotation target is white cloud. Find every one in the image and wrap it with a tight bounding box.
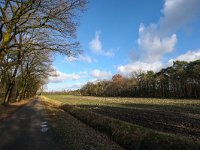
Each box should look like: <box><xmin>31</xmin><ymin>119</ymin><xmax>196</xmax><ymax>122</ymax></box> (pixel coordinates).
<box><xmin>117</xmin><ymin>61</ymin><xmax>163</xmax><ymax>75</ymax></box>
<box><xmin>116</xmin><ymin>0</ymin><xmax>200</xmax><ymax>77</ymax></box>
<box><xmin>160</xmin><ymin>0</ymin><xmax>200</xmax><ymax>33</ymax></box>
<box><xmin>138</xmin><ymin>24</ymin><xmax>177</xmax><ymax>62</ymax></box>
<box><xmin>65</xmin><ymin>54</ymin><xmax>92</xmax><ymax>63</ymax></box>
<box><xmin>89</xmin><ymin>31</ymin><xmax>114</xmax><ymax>57</ymax></box>
<box><xmin>90</xmin><ymin>31</ymin><xmax>102</xmax><ymax>53</ymax></box>
<box><xmin>175</xmin><ymin>49</ymin><xmax>200</xmax><ymax>62</ymax></box>
<box><xmin>137</xmin><ymin>0</ymin><xmax>200</xmax><ymax>63</ymax></box>
<box><xmin>117</xmin><ymin>49</ymin><xmax>200</xmax><ymax>76</ymax></box>
<box><xmin>168</xmin><ymin>49</ymin><xmax>200</xmax><ymax>66</ymax></box>
<box><xmin>49</xmin><ymin>70</ymin><xmax>81</xmax><ymax>83</ymax></box>
<box><xmin>91</xmin><ymin>69</ymin><xmax>112</xmax><ymax>80</ymax></box>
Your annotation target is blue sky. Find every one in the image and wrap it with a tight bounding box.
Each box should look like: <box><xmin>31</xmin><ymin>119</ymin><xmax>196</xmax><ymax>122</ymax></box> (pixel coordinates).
<box><xmin>47</xmin><ymin>0</ymin><xmax>200</xmax><ymax>91</ymax></box>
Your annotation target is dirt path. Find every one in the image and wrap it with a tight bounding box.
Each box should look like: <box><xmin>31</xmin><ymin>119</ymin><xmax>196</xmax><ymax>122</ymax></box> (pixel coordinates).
<box><xmin>0</xmin><ymin>99</ymin><xmax>123</xmax><ymax>150</ymax></box>
<box><xmin>0</xmin><ymin>99</ymin><xmax>64</xmax><ymax>150</ymax></box>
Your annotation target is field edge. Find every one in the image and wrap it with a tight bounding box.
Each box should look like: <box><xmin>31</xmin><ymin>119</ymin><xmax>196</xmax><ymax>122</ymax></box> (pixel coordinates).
<box><xmin>40</xmin><ymin>96</ymin><xmax>200</xmax><ymax>150</ymax></box>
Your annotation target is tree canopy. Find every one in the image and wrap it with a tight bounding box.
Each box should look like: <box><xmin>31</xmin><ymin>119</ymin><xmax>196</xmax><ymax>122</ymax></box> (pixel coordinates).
<box><xmin>0</xmin><ymin>0</ymin><xmax>87</xmax><ymax>105</ymax></box>
<box><xmin>80</xmin><ymin>60</ymin><xmax>200</xmax><ymax>99</ymax></box>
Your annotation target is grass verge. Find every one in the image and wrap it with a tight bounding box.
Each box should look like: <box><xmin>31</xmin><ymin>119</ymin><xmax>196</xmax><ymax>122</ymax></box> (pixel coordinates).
<box><xmin>41</xmin><ymin>96</ymin><xmax>200</xmax><ymax>150</ymax></box>
<box><xmin>42</xmin><ymin>99</ymin><xmax>123</xmax><ymax>150</ymax></box>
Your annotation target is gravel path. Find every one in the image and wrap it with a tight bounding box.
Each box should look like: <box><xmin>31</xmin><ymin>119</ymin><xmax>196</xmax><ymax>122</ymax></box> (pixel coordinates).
<box><xmin>0</xmin><ymin>99</ymin><xmax>63</xmax><ymax>150</ymax></box>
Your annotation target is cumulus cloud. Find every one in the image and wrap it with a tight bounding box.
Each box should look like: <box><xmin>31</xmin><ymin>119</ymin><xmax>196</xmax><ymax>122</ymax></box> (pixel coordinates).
<box><xmin>117</xmin><ymin>49</ymin><xmax>200</xmax><ymax>76</ymax></box>
<box><xmin>138</xmin><ymin>24</ymin><xmax>177</xmax><ymax>62</ymax></box>
<box><xmin>91</xmin><ymin>69</ymin><xmax>112</xmax><ymax>80</ymax></box>
<box><xmin>65</xmin><ymin>54</ymin><xmax>92</xmax><ymax>63</ymax></box>
<box><xmin>89</xmin><ymin>31</ymin><xmax>114</xmax><ymax>57</ymax></box>
<box><xmin>175</xmin><ymin>50</ymin><xmax>200</xmax><ymax>61</ymax></box>
<box><xmin>137</xmin><ymin>0</ymin><xmax>200</xmax><ymax>62</ymax></box>
<box><xmin>117</xmin><ymin>61</ymin><xmax>163</xmax><ymax>75</ymax></box>
<box><xmin>49</xmin><ymin>70</ymin><xmax>81</xmax><ymax>83</ymax></box>
<box><xmin>160</xmin><ymin>0</ymin><xmax>200</xmax><ymax>33</ymax></box>
<box><xmin>168</xmin><ymin>49</ymin><xmax>200</xmax><ymax>66</ymax></box>
<box><xmin>118</xmin><ymin>0</ymin><xmax>200</xmax><ymax>75</ymax></box>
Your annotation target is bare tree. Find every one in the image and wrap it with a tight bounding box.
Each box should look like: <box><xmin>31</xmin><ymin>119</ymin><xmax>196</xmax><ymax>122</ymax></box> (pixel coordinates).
<box><xmin>0</xmin><ymin>0</ymin><xmax>87</xmax><ymax>105</ymax></box>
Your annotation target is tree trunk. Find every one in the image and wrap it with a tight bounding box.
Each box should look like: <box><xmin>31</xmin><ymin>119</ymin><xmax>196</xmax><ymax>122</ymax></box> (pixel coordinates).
<box><xmin>2</xmin><ymin>65</ymin><xmax>19</xmax><ymax>105</ymax></box>
<box><xmin>21</xmin><ymin>83</ymin><xmax>28</xmax><ymax>100</ymax></box>
<box><xmin>3</xmin><ymin>83</ymin><xmax>13</xmax><ymax>105</ymax></box>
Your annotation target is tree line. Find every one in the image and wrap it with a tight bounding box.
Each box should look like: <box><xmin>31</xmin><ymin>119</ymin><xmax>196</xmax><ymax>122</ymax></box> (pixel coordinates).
<box><xmin>0</xmin><ymin>0</ymin><xmax>86</xmax><ymax>105</ymax></box>
<box><xmin>80</xmin><ymin>60</ymin><xmax>200</xmax><ymax>99</ymax></box>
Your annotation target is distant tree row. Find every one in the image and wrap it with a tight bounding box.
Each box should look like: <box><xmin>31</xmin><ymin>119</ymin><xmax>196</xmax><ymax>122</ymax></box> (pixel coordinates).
<box><xmin>0</xmin><ymin>0</ymin><xmax>86</xmax><ymax>105</ymax></box>
<box><xmin>43</xmin><ymin>90</ymin><xmax>81</xmax><ymax>96</ymax></box>
<box><xmin>80</xmin><ymin>60</ymin><xmax>200</xmax><ymax>99</ymax></box>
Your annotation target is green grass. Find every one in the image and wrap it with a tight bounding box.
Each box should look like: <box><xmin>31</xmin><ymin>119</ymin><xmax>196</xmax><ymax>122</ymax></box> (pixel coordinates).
<box><xmin>41</xmin><ymin>95</ymin><xmax>200</xmax><ymax>150</ymax></box>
